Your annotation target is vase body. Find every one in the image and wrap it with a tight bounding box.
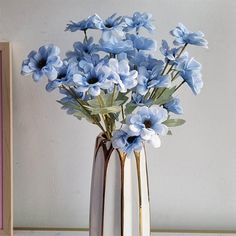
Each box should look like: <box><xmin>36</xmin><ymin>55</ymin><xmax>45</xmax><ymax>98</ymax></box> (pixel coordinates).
<box><xmin>89</xmin><ymin>134</ymin><xmax>150</xmax><ymax>236</ymax></box>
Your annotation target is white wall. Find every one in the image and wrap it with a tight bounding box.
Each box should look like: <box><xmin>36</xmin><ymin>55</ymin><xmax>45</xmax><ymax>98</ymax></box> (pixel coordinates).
<box><xmin>0</xmin><ymin>0</ymin><xmax>236</xmax><ymax>230</ymax></box>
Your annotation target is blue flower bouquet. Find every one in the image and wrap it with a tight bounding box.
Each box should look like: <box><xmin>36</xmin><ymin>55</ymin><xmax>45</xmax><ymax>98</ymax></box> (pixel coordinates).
<box><xmin>21</xmin><ymin>12</ymin><xmax>207</xmax><ymax>236</ymax></box>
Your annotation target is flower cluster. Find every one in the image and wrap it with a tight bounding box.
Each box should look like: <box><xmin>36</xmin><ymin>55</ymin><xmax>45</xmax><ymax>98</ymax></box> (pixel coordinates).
<box><xmin>21</xmin><ymin>12</ymin><xmax>207</xmax><ymax>154</ymax></box>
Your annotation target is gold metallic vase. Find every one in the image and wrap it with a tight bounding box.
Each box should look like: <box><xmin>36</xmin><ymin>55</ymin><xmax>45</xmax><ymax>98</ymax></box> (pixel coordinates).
<box><xmin>89</xmin><ymin>134</ymin><xmax>150</xmax><ymax>236</ymax></box>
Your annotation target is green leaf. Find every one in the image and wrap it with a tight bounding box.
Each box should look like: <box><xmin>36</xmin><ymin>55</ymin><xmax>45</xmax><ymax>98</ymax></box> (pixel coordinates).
<box><xmin>85</xmin><ymin>105</ymin><xmax>121</xmax><ymax>115</ymax></box>
<box><xmin>154</xmin><ymin>87</ymin><xmax>176</xmax><ymax>105</ymax></box>
<box><xmin>152</xmin><ymin>88</ymin><xmax>164</xmax><ymax>99</ymax></box>
<box><xmin>109</xmin><ymin>112</ymin><xmax>120</xmax><ymax>121</ymax></box>
<box><xmin>86</xmin><ymin>98</ymin><xmax>100</xmax><ymax>107</ymax></box>
<box><xmin>57</xmin><ymin>100</ymin><xmax>94</xmax><ymax>122</ymax></box>
<box><xmin>86</xmin><ymin>92</ymin><xmax>129</xmax><ymax>116</ymax></box>
<box><xmin>124</xmin><ymin>102</ymin><xmax>137</xmax><ymax>116</ymax></box>
<box><xmin>163</xmin><ymin>118</ymin><xmax>186</xmax><ymax>127</ymax></box>
<box><xmin>114</xmin><ymin>99</ymin><xmax>128</xmax><ymax>106</ymax></box>
<box><xmin>116</xmin><ymin>92</ymin><xmax>129</xmax><ymax>105</ymax></box>
<box><xmin>87</xmin><ymin>92</ymin><xmax>128</xmax><ymax>108</ymax></box>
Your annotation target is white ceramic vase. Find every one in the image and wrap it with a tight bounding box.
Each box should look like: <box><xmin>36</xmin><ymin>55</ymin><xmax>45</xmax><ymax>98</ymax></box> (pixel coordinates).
<box><xmin>89</xmin><ymin>134</ymin><xmax>151</xmax><ymax>236</ymax></box>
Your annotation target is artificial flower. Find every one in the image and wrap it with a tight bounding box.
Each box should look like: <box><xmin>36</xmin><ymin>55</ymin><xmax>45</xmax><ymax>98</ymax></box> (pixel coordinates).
<box><xmin>124</xmin><ymin>12</ymin><xmax>155</xmax><ymax>32</ymax></box>
<box><xmin>101</xmin><ymin>13</ymin><xmax>127</xmax><ymax>41</ymax></box>
<box><xmin>66</xmin><ymin>37</ymin><xmax>99</xmax><ymax>61</ymax></box>
<box><xmin>163</xmin><ymin>97</ymin><xmax>183</xmax><ymax>114</ymax></box>
<box><xmin>170</xmin><ymin>23</ymin><xmax>208</xmax><ymax>47</ymax></box>
<box><xmin>21</xmin><ymin>44</ymin><xmax>63</xmax><ymax>81</ymax></box>
<box><xmin>46</xmin><ymin>61</ymin><xmax>78</xmax><ymax>92</ymax></box>
<box><xmin>126</xmin><ymin>33</ymin><xmax>157</xmax><ymax>51</ymax></box>
<box><xmin>131</xmin><ymin>93</ymin><xmax>151</xmax><ymax>106</ymax></box>
<box><xmin>126</xmin><ymin>106</ymin><xmax>168</xmax><ymax>147</ymax></box>
<box><xmin>127</xmin><ymin>105</ymin><xmax>168</xmax><ymax>137</ymax></box>
<box><xmin>65</xmin><ymin>14</ymin><xmax>103</xmax><ymax>32</ymax></box>
<box><xmin>99</xmin><ymin>38</ymin><xmax>133</xmax><ymax>54</ymax></box>
<box><xmin>160</xmin><ymin>40</ymin><xmax>179</xmax><ymax>64</ymax></box>
<box><xmin>136</xmin><ymin>64</ymin><xmax>170</xmax><ymax>95</ymax></box>
<box><xmin>73</xmin><ymin>60</ymin><xmax>111</xmax><ymax>96</ymax></box>
<box><xmin>105</xmin><ymin>58</ymin><xmax>138</xmax><ymax>92</ymax></box>
<box><xmin>176</xmin><ymin>53</ymin><xmax>203</xmax><ymax>95</ymax></box>
<box><xmin>112</xmin><ymin>127</ymin><xmax>143</xmax><ymax>154</ymax></box>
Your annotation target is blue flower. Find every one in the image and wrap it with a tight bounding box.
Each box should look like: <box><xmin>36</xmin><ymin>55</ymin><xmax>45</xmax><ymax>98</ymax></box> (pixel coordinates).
<box><xmin>21</xmin><ymin>44</ymin><xmax>63</xmax><ymax>81</ymax></box>
<box><xmin>46</xmin><ymin>61</ymin><xmax>78</xmax><ymax>92</ymax></box>
<box><xmin>126</xmin><ymin>50</ymin><xmax>149</xmax><ymax>68</ymax></box>
<box><xmin>72</xmin><ymin>60</ymin><xmax>111</xmax><ymax>96</ymax></box>
<box><xmin>160</xmin><ymin>40</ymin><xmax>179</xmax><ymax>63</ymax></box>
<box><xmin>99</xmin><ymin>38</ymin><xmax>133</xmax><ymax>54</ymax></box>
<box><xmin>65</xmin><ymin>14</ymin><xmax>104</xmax><ymax>32</ymax></box>
<box><xmin>79</xmin><ymin>54</ymin><xmax>102</xmax><ymax>69</ymax></box>
<box><xmin>176</xmin><ymin>53</ymin><xmax>203</xmax><ymax>95</ymax></box>
<box><xmin>170</xmin><ymin>23</ymin><xmax>208</xmax><ymax>47</ymax></box>
<box><xmin>131</xmin><ymin>93</ymin><xmax>152</xmax><ymax>106</ymax></box>
<box><xmin>126</xmin><ymin>50</ymin><xmax>159</xmax><ymax>71</ymax></box>
<box><xmin>101</xmin><ymin>13</ymin><xmax>127</xmax><ymax>36</ymax></box>
<box><xmin>66</xmin><ymin>37</ymin><xmax>99</xmax><ymax>61</ymax></box>
<box><xmin>98</xmin><ymin>14</ymin><xmax>128</xmax><ymax>44</ymax></box>
<box><xmin>163</xmin><ymin>97</ymin><xmax>183</xmax><ymax>114</ymax></box>
<box><xmin>124</xmin><ymin>12</ymin><xmax>155</xmax><ymax>32</ymax></box>
<box><xmin>105</xmin><ymin>58</ymin><xmax>138</xmax><ymax>93</ymax></box>
<box><xmin>112</xmin><ymin>127</ymin><xmax>142</xmax><ymax>154</ymax></box>
<box><xmin>126</xmin><ymin>105</ymin><xmax>168</xmax><ymax>147</ymax></box>
<box><xmin>126</xmin><ymin>34</ymin><xmax>157</xmax><ymax>51</ymax></box>
<box><xmin>103</xmin><ymin>13</ymin><xmax>124</xmax><ymax>29</ymax></box>
<box><xmin>136</xmin><ymin>64</ymin><xmax>170</xmax><ymax>95</ymax></box>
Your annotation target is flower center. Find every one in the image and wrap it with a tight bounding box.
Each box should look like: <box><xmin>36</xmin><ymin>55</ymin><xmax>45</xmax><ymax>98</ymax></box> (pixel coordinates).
<box><xmin>144</xmin><ymin>119</ymin><xmax>152</xmax><ymax>128</ymax></box>
<box><xmin>127</xmin><ymin>136</ymin><xmax>137</xmax><ymax>144</ymax></box>
<box><xmin>105</xmin><ymin>23</ymin><xmax>113</xmax><ymax>28</ymax></box>
<box><xmin>58</xmin><ymin>73</ymin><xmax>66</xmax><ymax>79</ymax></box>
<box><xmin>87</xmin><ymin>77</ymin><xmax>99</xmax><ymax>84</ymax></box>
<box><xmin>37</xmin><ymin>58</ymin><xmax>47</xmax><ymax>69</ymax></box>
<box><xmin>84</xmin><ymin>48</ymin><xmax>89</xmax><ymax>53</ymax></box>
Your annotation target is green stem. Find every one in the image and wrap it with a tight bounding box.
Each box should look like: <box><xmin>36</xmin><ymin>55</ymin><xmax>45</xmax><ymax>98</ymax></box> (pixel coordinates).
<box><xmin>172</xmin><ymin>71</ymin><xmax>180</xmax><ymax>81</ymax></box>
<box><xmin>61</xmin><ymin>85</ymin><xmax>105</xmax><ymax>133</ymax></box>
<box><xmin>162</xmin><ymin>59</ymin><xmax>169</xmax><ymax>75</ymax></box>
<box><xmin>152</xmin><ymin>72</ymin><xmax>181</xmax><ymax>102</ymax></box>
<box><xmin>83</xmin><ymin>30</ymin><xmax>88</xmax><ymax>42</ymax></box>
<box><xmin>175</xmin><ymin>80</ymin><xmax>185</xmax><ymax>92</ymax></box>
<box><xmin>149</xmin><ymin>59</ymin><xmax>170</xmax><ymax>99</ymax></box>
<box><xmin>121</xmin><ymin>104</ymin><xmax>125</xmax><ymax>122</ymax></box>
<box><xmin>153</xmin><ymin>88</ymin><xmax>165</xmax><ymax>101</ymax></box>
<box><xmin>97</xmin><ymin>95</ymin><xmax>111</xmax><ymax>139</ymax></box>
<box><xmin>110</xmin><ymin>85</ymin><xmax>116</xmax><ymax>106</ymax></box>
<box><xmin>166</xmin><ymin>43</ymin><xmax>187</xmax><ymax>75</ymax></box>
<box><xmin>150</xmin><ymin>44</ymin><xmax>188</xmax><ymax>100</ymax></box>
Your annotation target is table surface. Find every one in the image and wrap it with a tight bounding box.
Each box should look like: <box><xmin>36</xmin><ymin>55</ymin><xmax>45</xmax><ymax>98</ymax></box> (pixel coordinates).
<box><xmin>14</xmin><ymin>231</ymin><xmax>236</xmax><ymax>236</ymax></box>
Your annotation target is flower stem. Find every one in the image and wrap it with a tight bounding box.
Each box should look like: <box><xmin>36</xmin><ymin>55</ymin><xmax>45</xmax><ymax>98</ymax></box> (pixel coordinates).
<box><xmin>175</xmin><ymin>80</ymin><xmax>185</xmax><ymax>92</ymax></box>
<box><xmin>61</xmin><ymin>85</ymin><xmax>106</xmax><ymax>133</ymax></box>
<box><xmin>165</xmin><ymin>43</ymin><xmax>187</xmax><ymax>74</ymax></box>
<box><xmin>172</xmin><ymin>71</ymin><xmax>179</xmax><ymax>81</ymax></box>
<box><xmin>149</xmin><ymin>59</ymin><xmax>170</xmax><ymax>99</ymax></box>
<box><xmin>121</xmin><ymin>104</ymin><xmax>125</xmax><ymax>122</ymax></box>
<box><xmin>162</xmin><ymin>59</ymin><xmax>169</xmax><ymax>75</ymax></box>
<box><xmin>97</xmin><ymin>95</ymin><xmax>112</xmax><ymax>139</ymax></box>
<box><xmin>83</xmin><ymin>30</ymin><xmax>88</xmax><ymax>42</ymax></box>
<box><xmin>110</xmin><ymin>85</ymin><xmax>116</xmax><ymax>106</ymax></box>
<box><xmin>150</xmin><ymin>44</ymin><xmax>188</xmax><ymax>101</ymax></box>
